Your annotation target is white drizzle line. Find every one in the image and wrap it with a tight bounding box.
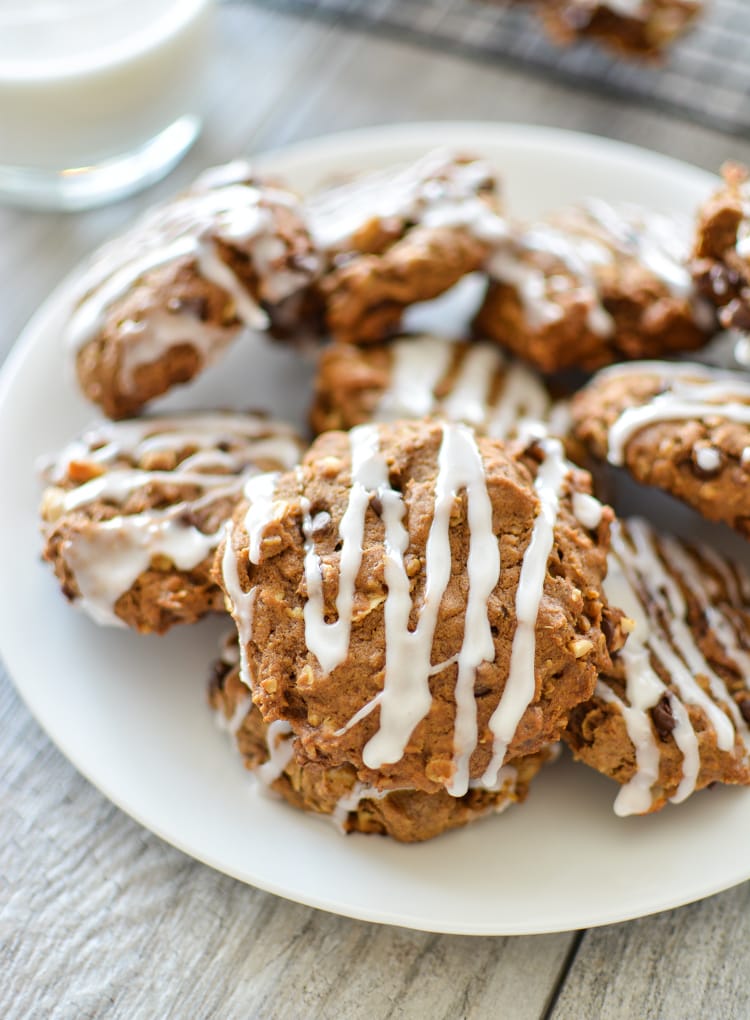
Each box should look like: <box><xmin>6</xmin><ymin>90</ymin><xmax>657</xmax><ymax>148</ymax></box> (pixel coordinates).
<box><xmin>441</xmin><ymin>345</ymin><xmax>500</xmax><ymax>427</ymax></box>
<box><xmin>443</xmin><ymin>427</ymin><xmax>501</xmax><ymax>796</ymax></box>
<box><xmin>64</xmin><ymin>511</ymin><xmax>222</xmax><ymax>628</ymax></box>
<box><xmin>627</xmin><ymin>520</ymin><xmax>738</xmax><ymax>749</ymax></box>
<box><xmin>301</xmin><ymin>426</ymin><xmax>378</xmax><ymax>675</ymax></box>
<box><xmin>307</xmin><ymin>150</ymin><xmax>504</xmax><ymax>252</ymax></box>
<box><xmin>488</xmin><ymin>200</ymin><xmax>706</xmax><ymax>339</ymax></box>
<box><xmin>362</xmin><ymin>424</ymin><xmax>500</xmax><ymax>780</ymax></box>
<box><xmin>43</xmin><ymin>413</ymin><xmax>300</xmax><ymax>482</ymax></box>
<box><xmin>221</xmin><ymin>471</ymin><xmax>289</xmax><ymax>690</ymax></box>
<box><xmin>375</xmin><ymin>335</ymin><xmax>551</xmax><ymax>439</ymax></box>
<box><xmin>485</xmin><ymin>362</ymin><xmax>551</xmax><ymax>441</ymax></box>
<box><xmin>220</xmin><ymin>520</ymin><xmax>256</xmax><ymax>691</ymax></box>
<box><xmin>605</xmin><ymin>364</ymin><xmax>750</xmax><ymax>465</ymax></box>
<box><xmin>482</xmin><ymin>437</ymin><xmax>570</xmax><ymax>787</ymax></box>
<box><xmin>331</xmin><ymin>783</ymin><xmax>393</xmax><ymax>831</ymax></box>
<box><xmin>375</xmin><ymin>335</ymin><xmax>455</xmax><ymax>421</ymax></box>
<box><xmin>601</xmin><ymin>543</ymin><xmax>699</xmax><ymax>815</ymax></box>
<box><xmin>257</xmin><ymin>721</ymin><xmax>295</xmax><ymax>785</ymax></box>
<box><xmin>598</xmin><ymin>519</ymin><xmax>749</xmax><ymax>816</ymax></box>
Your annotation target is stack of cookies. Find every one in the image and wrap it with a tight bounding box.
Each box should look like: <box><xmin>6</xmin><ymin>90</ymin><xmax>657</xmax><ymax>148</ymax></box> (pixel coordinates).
<box><xmin>38</xmin><ymin>149</ymin><xmax>750</xmax><ymax>841</ymax></box>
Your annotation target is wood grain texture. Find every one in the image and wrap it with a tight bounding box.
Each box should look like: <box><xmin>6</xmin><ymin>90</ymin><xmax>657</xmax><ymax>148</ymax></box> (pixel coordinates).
<box><xmin>2</xmin><ymin>3</ymin><xmax>750</xmax><ymax>1017</ymax></box>
<box><xmin>551</xmin><ymin>887</ymin><xmax>750</xmax><ymax>1020</ymax></box>
<box><xmin>1</xmin><ymin>676</ymin><xmax>573</xmax><ymax>1019</ymax></box>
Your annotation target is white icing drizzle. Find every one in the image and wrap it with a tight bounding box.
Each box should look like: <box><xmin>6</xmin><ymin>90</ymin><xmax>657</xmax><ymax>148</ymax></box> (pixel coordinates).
<box><xmin>257</xmin><ymin>720</ymin><xmax>295</xmax><ymax>785</ymax></box>
<box><xmin>482</xmin><ymin>437</ymin><xmax>570</xmax><ymax>786</ymax></box>
<box><xmin>374</xmin><ymin>335</ymin><xmax>551</xmax><ymax>439</ymax></box>
<box><xmin>307</xmin><ymin>150</ymin><xmax>505</xmax><ymax>253</ymax></box>
<box><xmin>602</xmin><ymin>544</ymin><xmax>700</xmax><ymax>814</ymax></box>
<box><xmin>363</xmin><ymin>424</ymin><xmax>500</xmax><ymax>781</ymax></box>
<box><xmin>331</xmin><ymin>782</ymin><xmax>393</xmax><ymax>831</ymax></box>
<box><xmin>45</xmin><ymin>414</ymin><xmax>300</xmax><ymax>629</ymax></box>
<box><xmin>486</xmin><ymin>362</ymin><xmax>551</xmax><ymax>440</ymax></box>
<box><xmin>64</xmin><ymin>511</ymin><xmax>222</xmax><ymax>627</ymax></box>
<box><xmin>300</xmin><ymin>422</ymin><xmax>502</xmax><ymax>790</ymax></box>
<box><xmin>300</xmin><ymin>427</ymin><xmax>375</xmax><ymax>676</ymax></box>
<box><xmin>221</xmin><ymin>470</ymin><xmax>292</xmax><ymax>690</ymax></box>
<box><xmin>440</xmin><ymin>345</ymin><xmax>498</xmax><ymax>427</ymax></box>
<box><xmin>442</xmin><ymin>427</ymin><xmax>501</xmax><ymax>796</ymax></box>
<box><xmin>374</xmin><ymin>335</ymin><xmax>455</xmax><ymax>421</ymax></box>
<box><xmin>598</xmin><ymin>518</ymin><xmax>750</xmax><ymax>816</ymax></box>
<box><xmin>65</xmin><ymin>171</ymin><xmax>319</xmax><ymax>391</ymax></box>
<box><xmin>489</xmin><ymin>199</ymin><xmax>704</xmax><ymax>340</ymax></box>
<box><xmin>606</xmin><ymin>364</ymin><xmax>750</xmax><ymax>465</ymax></box>
<box><xmin>45</xmin><ymin>413</ymin><xmax>301</xmax><ymax>483</ymax></box>
<box><xmin>220</xmin><ymin>520</ymin><xmax>256</xmax><ymax>691</ymax></box>
<box><xmin>220</xmin><ymin>693</ymin><xmax>254</xmax><ymax>738</ymax></box>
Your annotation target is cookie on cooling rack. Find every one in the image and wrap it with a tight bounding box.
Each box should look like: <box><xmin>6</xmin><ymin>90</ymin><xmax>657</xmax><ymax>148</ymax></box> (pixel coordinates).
<box><xmin>209</xmin><ymin>631</ymin><xmax>556</xmax><ymax>842</ymax></box>
<box><xmin>571</xmin><ymin>360</ymin><xmax>750</xmax><ymax>538</ymax></box>
<box><xmin>217</xmin><ymin>418</ymin><xmax>624</xmax><ymax>798</ymax></box>
<box><xmin>68</xmin><ymin>161</ymin><xmax>322</xmax><ymax>419</ymax></box>
<box><xmin>565</xmin><ymin>517</ymin><xmax>750</xmax><ymax>814</ymax></box>
<box><xmin>474</xmin><ymin>199</ymin><xmax>714</xmax><ymax>374</ymax></box>
<box><xmin>40</xmin><ymin>412</ymin><xmax>303</xmax><ymax>633</ymax></box>
<box><xmin>537</xmin><ymin>0</ymin><xmax>704</xmax><ymax>58</ymax></box>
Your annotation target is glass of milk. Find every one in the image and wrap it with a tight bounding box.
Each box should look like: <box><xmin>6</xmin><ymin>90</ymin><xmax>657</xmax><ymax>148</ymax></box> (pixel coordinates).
<box><xmin>0</xmin><ymin>0</ymin><xmax>215</xmax><ymax>211</ymax></box>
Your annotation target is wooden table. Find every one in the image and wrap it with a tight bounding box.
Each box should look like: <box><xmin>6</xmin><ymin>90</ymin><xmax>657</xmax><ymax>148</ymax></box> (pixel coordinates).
<box><xmin>3</xmin><ymin>5</ymin><xmax>750</xmax><ymax>1017</ymax></box>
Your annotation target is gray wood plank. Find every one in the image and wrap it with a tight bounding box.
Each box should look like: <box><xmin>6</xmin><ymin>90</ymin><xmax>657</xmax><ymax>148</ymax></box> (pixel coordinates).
<box><xmin>1</xmin><ymin>674</ymin><xmax>573</xmax><ymax>1020</ymax></box>
<box><xmin>550</xmin><ymin>889</ymin><xmax>750</xmax><ymax>1020</ymax></box>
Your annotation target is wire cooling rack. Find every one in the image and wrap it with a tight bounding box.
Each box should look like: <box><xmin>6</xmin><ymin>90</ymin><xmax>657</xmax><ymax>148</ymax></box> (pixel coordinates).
<box><xmin>252</xmin><ymin>0</ymin><xmax>750</xmax><ymax>138</ymax></box>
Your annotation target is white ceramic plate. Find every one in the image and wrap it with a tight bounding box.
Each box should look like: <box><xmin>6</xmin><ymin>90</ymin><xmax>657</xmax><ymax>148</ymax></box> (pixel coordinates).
<box><xmin>2</xmin><ymin>123</ymin><xmax>748</xmax><ymax>937</ymax></box>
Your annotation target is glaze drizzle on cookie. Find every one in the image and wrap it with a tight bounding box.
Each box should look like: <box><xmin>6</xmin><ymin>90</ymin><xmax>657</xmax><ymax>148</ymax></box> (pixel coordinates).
<box><xmin>599</xmin><ymin>518</ymin><xmax>750</xmax><ymax>816</ymax></box>
<box><xmin>225</xmin><ymin>421</ymin><xmax>589</xmax><ymax>797</ymax></box>
<box><xmin>41</xmin><ymin>413</ymin><xmax>301</xmax><ymax>628</ymax></box>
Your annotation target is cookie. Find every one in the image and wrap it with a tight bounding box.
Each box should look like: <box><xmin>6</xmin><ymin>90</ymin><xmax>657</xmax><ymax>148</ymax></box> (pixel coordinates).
<box><xmin>209</xmin><ymin>631</ymin><xmax>556</xmax><ymax>842</ymax></box>
<box><xmin>310</xmin><ymin>334</ymin><xmax>557</xmax><ymax>438</ymax></box>
<box><xmin>67</xmin><ymin>161</ymin><xmax>322</xmax><ymax>419</ymax></box>
<box><xmin>40</xmin><ymin>412</ymin><xmax>303</xmax><ymax>633</ymax></box>
<box><xmin>217</xmin><ymin>419</ymin><xmax>622</xmax><ymax>798</ymax></box>
<box><xmin>537</xmin><ymin>0</ymin><xmax>703</xmax><ymax>58</ymax></box>
<box><xmin>571</xmin><ymin>360</ymin><xmax>750</xmax><ymax>537</ymax></box>
<box><xmin>309</xmin><ymin>152</ymin><xmax>507</xmax><ymax>344</ymax></box>
<box><xmin>565</xmin><ymin>517</ymin><xmax>750</xmax><ymax>814</ymax></box>
<box><xmin>692</xmin><ymin>162</ymin><xmax>750</xmax><ymax>333</ymax></box>
<box><xmin>474</xmin><ymin>199</ymin><xmax>714</xmax><ymax>373</ymax></box>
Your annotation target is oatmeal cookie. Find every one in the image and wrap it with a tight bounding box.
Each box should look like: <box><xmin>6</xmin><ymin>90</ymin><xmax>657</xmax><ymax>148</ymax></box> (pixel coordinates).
<box><xmin>474</xmin><ymin>199</ymin><xmax>714</xmax><ymax>374</ymax></box>
<box><xmin>537</xmin><ymin>0</ymin><xmax>703</xmax><ymax>58</ymax></box>
<box><xmin>571</xmin><ymin>360</ymin><xmax>750</xmax><ymax>537</ymax></box>
<box><xmin>209</xmin><ymin>631</ymin><xmax>555</xmax><ymax>842</ymax></box>
<box><xmin>565</xmin><ymin>518</ymin><xmax>750</xmax><ymax>814</ymax></box>
<box><xmin>308</xmin><ymin>152</ymin><xmax>507</xmax><ymax>344</ymax></box>
<box><xmin>310</xmin><ymin>334</ymin><xmax>555</xmax><ymax>438</ymax></box>
<box><xmin>692</xmin><ymin>162</ymin><xmax>750</xmax><ymax>333</ymax></box>
<box><xmin>68</xmin><ymin>161</ymin><xmax>322</xmax><ymax>419</ymax></box>
<box><xmin>217</xmin><ymin>419</ymin><xmax>623</xmax><ymax>797</ymax></box>
<box><xmin>40</xmin><ymin>412</ymin><xmax>303</xmax><ymax>633</ymax></box>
